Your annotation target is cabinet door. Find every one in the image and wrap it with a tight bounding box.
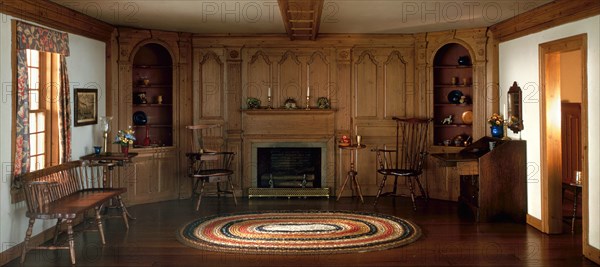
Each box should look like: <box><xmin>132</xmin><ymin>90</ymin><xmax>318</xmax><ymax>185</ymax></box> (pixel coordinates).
<box><xmin>123</xmin><ymin>149</ymin><xmax>179</xmax><ymax>205</ymax></box>
<box><xmin>157</xmin><ymin>150</ymin><xmax>178</xmax><ymax>195</ymax></box>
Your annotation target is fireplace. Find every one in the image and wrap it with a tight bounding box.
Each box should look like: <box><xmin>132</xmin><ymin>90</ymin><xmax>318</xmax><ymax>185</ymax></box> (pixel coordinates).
<box><xmin>257</xmin><ymin>147</ymin><xmax>321</xmax><ymax>188</ymax></box>
<box><xmin>241</xmin><ymin>109</ymin><xmax>335</xmax><ymax>198</ymax></box>
<box><xmin>248</xmin><ymin>142</ymin><xmax>330</xmax><ymax>198</ymax></box>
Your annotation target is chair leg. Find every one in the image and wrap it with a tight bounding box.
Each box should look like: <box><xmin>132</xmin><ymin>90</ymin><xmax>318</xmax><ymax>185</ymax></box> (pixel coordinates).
<box><xmin>53</xmin><ymin>219</ymin><xmax>62</xmax><ymax>244</ymax></box>
<box><xmin>228</xmin><ymin>176</ymin><xmax>238</xmax><ymax>206</ymax></box>
<box><xmin>374</xmin><ymin>175</ymin><xmax>389</xmax><ymax>206</ymax></box>
<box><xmin>66</xmin><ymin>219</ymin><xmax>76</xmax><ymax>265</ymax></box>
<box><xmin>414</xmin><ymin>175</ymin><xmax>429</xmax><ymax>200</ymax></box>
<box><xmin>95</xmin><ymin>206</ymin><xmax>106</xmax><ymax>245</ymax></box>
<box><xmin>392</xmin><ymin>175</ymin><xmax>399</xmax><ymax>195</ymax></box>
<box><xmin>115</xmin><ymin>195</ymin><xmax>130</xmax><ymax>230</ymax></box>
<box><xmin>195</xmin><ymin>179</ymin><xmax>206</xmax><ymax>211</ymax></box>
<box><xmin>407</xmin><ymin>177</ymin><xmax>417</xmax><ymax>211</ymax></box>
<box><xmin>20</xmin><ymin>218</ymin><xmax>35</xmax><ymax>264</ymax></box>
<box><xmin>216</xmin><ymin>180</ymin><xmax>222</xmax><ymax>198</ymax></box>
<box><xmin>191</xmin><ymin>178</ymin><xmax>200</xmax><ymax>197</ymax></box>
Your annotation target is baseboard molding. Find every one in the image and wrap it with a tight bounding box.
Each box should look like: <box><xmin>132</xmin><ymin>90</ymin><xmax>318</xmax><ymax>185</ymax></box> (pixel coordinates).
<box><xmin>526</xmin><ymin>214</ymin><xmax>543</xmax><ymax>232</ymax></box>
<box><xmin>0</xmin><ymin>225</ymin><xmax>55</xmax><ymax>266</ymax></box>
<box><xmin>0</xmin><ymin>217</ymin><xmax>84</xmax><ymax>266</ymax></box>
<box><xmin>583</xmin><ymin>242</ymin><xmax>600</xmax><ymax>265</ymax></box>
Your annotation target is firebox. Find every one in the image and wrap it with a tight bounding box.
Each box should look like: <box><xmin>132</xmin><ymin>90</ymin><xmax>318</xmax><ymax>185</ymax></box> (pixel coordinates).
<box><xmin>248</xmin><ymin>142</ymin><xmax>330</xmax><ymax>198</ymax></box>
<box><xmin>257</xmin><ymin>147</ymin><xmax>321</xmax><ymax>188</ymax></box>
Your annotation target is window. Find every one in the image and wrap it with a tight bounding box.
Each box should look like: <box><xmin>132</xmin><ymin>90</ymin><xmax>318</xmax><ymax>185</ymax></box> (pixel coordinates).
<box><xmin>25</xmin><ymin>49</ymin><xmax>60</xmax><ymax>172</ymax></box>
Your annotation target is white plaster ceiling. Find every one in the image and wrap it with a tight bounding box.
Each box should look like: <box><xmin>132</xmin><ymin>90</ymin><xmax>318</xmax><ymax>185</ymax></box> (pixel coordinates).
<box><xmin>51</xmin><ymin>0</ymin><xmax>552</xmax><ymax>34</ymax></box>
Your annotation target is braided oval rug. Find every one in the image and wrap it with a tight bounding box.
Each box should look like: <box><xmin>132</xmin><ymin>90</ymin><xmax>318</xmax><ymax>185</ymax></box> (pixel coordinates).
<box><xmin>176</xmin><ymin>210</ymin><xmax>421</xmax><ymax>254</ymax></box>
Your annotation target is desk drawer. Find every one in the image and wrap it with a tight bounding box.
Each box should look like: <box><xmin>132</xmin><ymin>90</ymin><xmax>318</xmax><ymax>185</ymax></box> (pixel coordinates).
<box><xmin>457</xmin><ymin>161</ymin><xmax>479</xmax><ymax>175</ymax></box>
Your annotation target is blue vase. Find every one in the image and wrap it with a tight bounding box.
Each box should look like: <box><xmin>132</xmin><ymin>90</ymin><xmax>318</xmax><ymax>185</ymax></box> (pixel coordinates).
<box><xmin>490</xmin><ymin>125</ymin><xmax>504</xmax><ymax>138</ymax></box>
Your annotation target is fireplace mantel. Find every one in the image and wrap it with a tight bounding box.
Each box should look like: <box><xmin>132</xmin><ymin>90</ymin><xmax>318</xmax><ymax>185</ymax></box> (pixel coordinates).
<box><xmin>242</xmin><ymin>109</ymin><xmax>336</xmax><ymax>115</ymax></box>
<box><xmin>241</xmin><ymin>108</ymin><xmax>336</xmax><ymax>196</ymax></box>
<box><xmin>242</xmin><ymin>109</ymin><xmax>335</xmax><ymax>138</ymax></box>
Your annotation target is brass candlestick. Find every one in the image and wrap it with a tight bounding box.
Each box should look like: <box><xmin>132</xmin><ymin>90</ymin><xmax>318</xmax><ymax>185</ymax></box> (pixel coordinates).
<box><xmin>305</xmin><ymin>95</ymin><xmax>311</xmax><ymax>110</ymax></box>
<box><xmin>267</xmin><ymin>96</ymin><xmax>273</xmax><ymax>109</ymax></box>
<box><xmin>100</xmin><ymin>116</ymin><xmax>113</xmax><ymax>153</ymax></box>
<box><xmin>502</xmin><ymin>123</ymin><xmax>511</xmax><ymax>140</ymax></box>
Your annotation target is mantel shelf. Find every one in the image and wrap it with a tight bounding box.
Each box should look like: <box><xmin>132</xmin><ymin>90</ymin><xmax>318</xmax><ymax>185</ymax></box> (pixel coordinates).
<box><xmin>242</xmin><ymin>109</ymin><xmax>337</xmax><ymax>115</ymax></box>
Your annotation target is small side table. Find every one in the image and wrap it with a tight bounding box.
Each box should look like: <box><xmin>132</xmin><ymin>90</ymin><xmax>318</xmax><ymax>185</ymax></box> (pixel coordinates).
<box><xmin>336</xmin><ymin>144</ymin><xmax>366</xmax><ymax>203</ymax></box>
<box><xmin>81</xmin><ymin>152</ymin><xmax>138</xmax><ymax>227</ymax></box>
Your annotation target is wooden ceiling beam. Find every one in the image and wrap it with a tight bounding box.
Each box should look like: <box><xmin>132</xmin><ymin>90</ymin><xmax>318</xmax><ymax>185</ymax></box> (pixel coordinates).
<box><xmin>277</xmin><ymin>0</ymin><xmax>324</xmax><ymax>41</ymax></box>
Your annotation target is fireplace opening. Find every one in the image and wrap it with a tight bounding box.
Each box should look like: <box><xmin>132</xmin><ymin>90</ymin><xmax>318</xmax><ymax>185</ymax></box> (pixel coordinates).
<box><xmin>257</xmin><ymin>147</ymin><xmax>321</xmax><ymax>188</ymax></box>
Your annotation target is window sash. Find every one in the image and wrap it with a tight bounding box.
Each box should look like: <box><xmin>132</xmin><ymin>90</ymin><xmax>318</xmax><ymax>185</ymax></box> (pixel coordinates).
<box><xmin>25</xmin><ymin>49</ymin><xmax>59</xmax><ymax>172</ymax></box>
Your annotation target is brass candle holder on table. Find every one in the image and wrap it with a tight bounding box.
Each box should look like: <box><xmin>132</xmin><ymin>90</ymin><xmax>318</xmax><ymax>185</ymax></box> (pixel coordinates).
<box><xmin>305</xmin><ymin>95</ymin><xmax>311</xmax><ymax>110</ymax></box>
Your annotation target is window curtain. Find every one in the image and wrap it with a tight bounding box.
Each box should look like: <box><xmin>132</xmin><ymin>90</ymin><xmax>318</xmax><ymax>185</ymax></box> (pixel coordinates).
<box><xmin>13</xmin><ymin>21</ymin><xmax>71</xmax><ymax>186</ymax></box>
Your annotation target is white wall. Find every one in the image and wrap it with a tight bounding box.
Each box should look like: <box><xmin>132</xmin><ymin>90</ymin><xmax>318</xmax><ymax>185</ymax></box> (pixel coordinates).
<box><xmin>499</xmin><ymin>15</ymin><xmax>600</xmax><ymax>248</ymax></box>
<box><xmin>0</xmin><ymin>14</ymin><xmax>106</xmax><ymax>253</ymax></box>
<box><xmin>561</xmin><ymin>50</ymin><xmax>582</xmax><ymax>103</ymax></box>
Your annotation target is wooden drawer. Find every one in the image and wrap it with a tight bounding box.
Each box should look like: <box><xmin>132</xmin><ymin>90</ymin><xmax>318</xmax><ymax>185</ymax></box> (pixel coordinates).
<box><xmin>457</xmin><ymin>161</ymin><xmax>478</xmax><ymax>175</ymax></box>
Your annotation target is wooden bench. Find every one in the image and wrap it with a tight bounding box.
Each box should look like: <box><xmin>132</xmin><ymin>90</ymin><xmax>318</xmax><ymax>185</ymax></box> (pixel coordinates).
<box><xmin>18</xmin><ymin>160</ymin><xmax>128</xmax><ymax>265</ymax></box>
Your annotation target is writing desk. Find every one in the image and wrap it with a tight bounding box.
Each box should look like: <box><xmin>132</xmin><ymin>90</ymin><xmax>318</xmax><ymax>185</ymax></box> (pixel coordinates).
<box><xmin>431</xmin><ymin>137</ymin><xmax>527</xmax><ymax>222</ymax></box>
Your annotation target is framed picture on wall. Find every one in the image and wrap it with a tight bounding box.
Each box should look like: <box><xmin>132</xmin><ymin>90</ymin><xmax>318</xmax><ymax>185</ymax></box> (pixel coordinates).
<box><xmin>74</xmin><ymin>88</ymin><xmax>98</xmax><ymax>126</ymax></box>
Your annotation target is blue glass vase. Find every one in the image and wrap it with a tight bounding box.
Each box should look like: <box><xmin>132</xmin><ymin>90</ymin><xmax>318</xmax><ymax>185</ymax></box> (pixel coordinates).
<box><xmin>490</xmin><ymin>125</ymin><xmax>504</xmax><ymax>138</ymax></box>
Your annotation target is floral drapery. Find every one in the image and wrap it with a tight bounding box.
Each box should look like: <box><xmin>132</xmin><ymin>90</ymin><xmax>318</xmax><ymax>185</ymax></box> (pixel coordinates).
<box><xmin>59</xmin><ymin>56</ymin><xmax>72</xmax><ymax>163</ymax></box>
<box><xmin>13</xmin><ymin>21</ymin><xmax>71</xmax><ymax>183</ymax></box>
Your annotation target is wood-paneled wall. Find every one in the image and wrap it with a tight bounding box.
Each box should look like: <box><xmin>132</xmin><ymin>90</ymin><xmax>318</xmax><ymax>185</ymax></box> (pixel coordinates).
<box><xmin>188</xmin><ymin>32</ymin><xmax>485</xmax><ymax>198</ymax></box>
<box><xmin>114</xmin><ymin>30</ymin><xmax>488</xmax><ymax>201</ymax></box>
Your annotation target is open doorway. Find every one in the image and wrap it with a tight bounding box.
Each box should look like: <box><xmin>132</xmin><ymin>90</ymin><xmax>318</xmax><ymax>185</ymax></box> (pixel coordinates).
<box><xmin>539</xmin><ymin>34</ymin><xmax>588</xmax><ymax>236</ymax></box>
<box><xmin>560</xmin><ymin>50</ymin><xmax>583</xmax><ymax>234</ymax></box>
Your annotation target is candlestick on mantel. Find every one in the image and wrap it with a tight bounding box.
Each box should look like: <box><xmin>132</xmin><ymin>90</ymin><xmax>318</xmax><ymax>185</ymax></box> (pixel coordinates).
<box><xmin>305</xmin><ymin>95</ymin><xmax>311</xmax><ymax>110</ymax></box>
<box><xmin>307</xmin><ymin>66</ymin><xmax>310</xmax><ymax>85</ymax></box>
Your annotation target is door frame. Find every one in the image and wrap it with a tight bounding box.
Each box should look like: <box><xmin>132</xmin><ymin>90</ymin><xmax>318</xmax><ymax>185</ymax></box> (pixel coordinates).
<box><xmin>539</xmin><ymin>34</ymin><xmax>588</xmax><ymax>235</ymax></box>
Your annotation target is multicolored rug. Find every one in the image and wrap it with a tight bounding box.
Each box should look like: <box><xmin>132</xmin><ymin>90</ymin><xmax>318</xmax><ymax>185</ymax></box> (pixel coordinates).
<box><xmin>176</xmin><ymin>210</ymin><xmax>421</xmax><ymax>254</ymax></box>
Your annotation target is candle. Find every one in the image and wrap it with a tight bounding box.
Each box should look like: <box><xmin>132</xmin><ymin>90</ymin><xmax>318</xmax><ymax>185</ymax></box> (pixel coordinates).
<box><xmin>307</xmin><ymin>86</ymin><xmax>310</xmax><ymax>97</ymax></box>
<box><xmin>503</xmin><ymin>103</ymin><xmax>507</xmax><ymax>118</ymax></box>
<box><xmin>268</xmin><ymin>87</ymin><xmax>271</xmax><ymax>97</ymax></box>
<box><xmin>307</xmin><ymin>65</ymin><xmax>310</xmax><ymax>85</ymax></box>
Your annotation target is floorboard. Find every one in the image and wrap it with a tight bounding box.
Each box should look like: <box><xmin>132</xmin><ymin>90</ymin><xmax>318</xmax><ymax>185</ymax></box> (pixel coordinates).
<box><xmin>5</xmin><ymin>196</ymin><xmax>595</xmax><ymax>267</ymax></box>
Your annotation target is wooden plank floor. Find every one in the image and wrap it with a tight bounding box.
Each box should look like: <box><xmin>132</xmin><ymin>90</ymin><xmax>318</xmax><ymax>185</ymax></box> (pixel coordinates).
<box><xmin>6</xmin><ymin>196</ymin><xmax>595</xmax><ymax>267</ymax></box>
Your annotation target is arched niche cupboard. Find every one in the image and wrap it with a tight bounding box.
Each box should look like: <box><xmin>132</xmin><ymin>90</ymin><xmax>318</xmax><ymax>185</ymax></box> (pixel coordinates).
<box><xmin>114</xmin><ymin>28</ymin><xmax>191</xmax><ymax>205</ymax></box>
<box><xmin>422</xmin><ymin>29</ymin><xmax>490</xmax><ymax>201</ymax></box>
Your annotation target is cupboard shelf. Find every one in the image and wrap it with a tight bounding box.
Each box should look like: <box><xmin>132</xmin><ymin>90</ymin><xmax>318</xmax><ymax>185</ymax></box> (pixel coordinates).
<box><xmin>434</xmin><ymin>124</ymin><xmax>472</xmax><ymax>128</ymax></box>
<box><xmin>434</xmin><ymin>65</ymin><xmax>472</xmax><ymax>69</ymax></box>
<box><xmin>132</xmin><ymin>124</ymin><xmax>173</xmax><ymax>128</ymax></box>
<box><xmin>434</xmin><ymin>84</ymin><xmax>472</xmax><ymax>88</ymax></box>
<box><xmin>134</xmin><ymin>84</ymin><xmax>172</xmax><ymax>89</ymax></box>
<box><xmin>131</xmin><ymin>43</ymin><xmax>174</xmax><ymax>147</ymax></box>
<box><xmin>433</xmin><ymin>43</ymin><xmax>474</xmax><ymax>145</ymax></box>
<box><xmin>434</xmin><ymin>103</ymin><xmax>471</xmax><ymax>107</ymax></box>
<box><xmin>133</xmin><ymin>64</ymin><xmax>172</xmax><ymax>69</ymax></box>
<box><xmin>133</xmin><ymin>103</ymin><xmax>172</xmax><ymax>107</ymax></box>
